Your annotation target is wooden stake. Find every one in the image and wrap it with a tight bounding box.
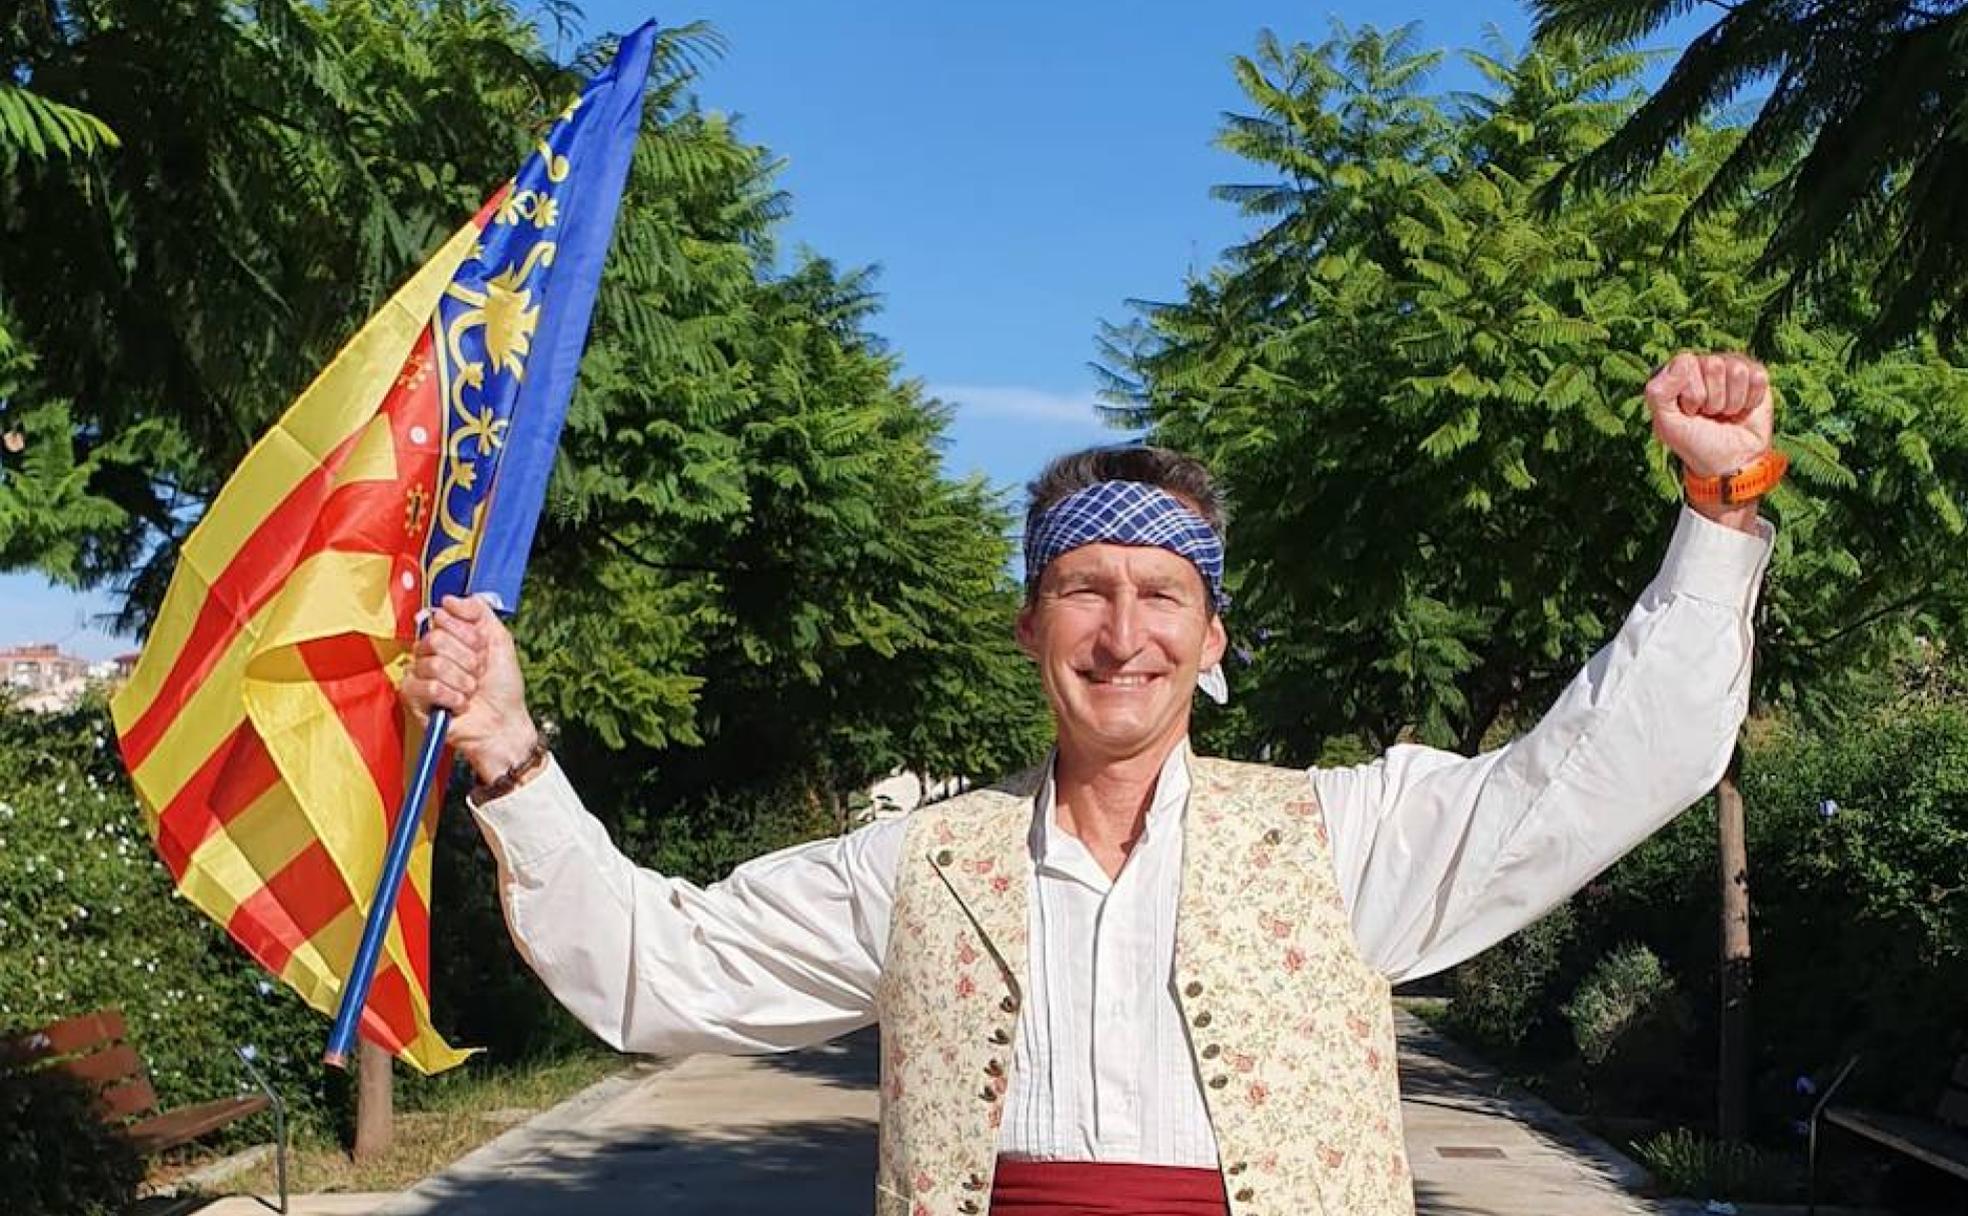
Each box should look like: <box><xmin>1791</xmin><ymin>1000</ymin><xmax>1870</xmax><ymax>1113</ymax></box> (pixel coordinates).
<box><xmin>354</xmin><ymin>1039</ymin><xmax>394</xmax><ymax>1161</ymax></box>
<box><xmin>1717</xmin><ymin>741</ymin><xmax>1751</xmax><ymax>1141</ymax></box>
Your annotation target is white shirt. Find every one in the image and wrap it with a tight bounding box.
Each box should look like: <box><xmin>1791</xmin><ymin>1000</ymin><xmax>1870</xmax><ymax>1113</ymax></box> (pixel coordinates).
<box><xmin>473</xmin><ymin>506</ymin><xmax>1772</xmax><ymax>1167</ymax></box>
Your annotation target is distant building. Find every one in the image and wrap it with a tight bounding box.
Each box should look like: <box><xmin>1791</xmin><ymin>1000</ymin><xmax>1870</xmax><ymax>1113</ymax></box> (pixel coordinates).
<box><xmin>1</xmin><ymin>642</ymin><xmax>118</xmax><ymax>712</ymax></box>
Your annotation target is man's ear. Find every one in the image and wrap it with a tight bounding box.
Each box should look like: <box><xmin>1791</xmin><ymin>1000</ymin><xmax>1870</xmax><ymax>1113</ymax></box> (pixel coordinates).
<box><xmin>1202</xmin><ymin>611</ymin><xmax>1228</xmax><ymax>670</ymax></box>
<box><xmin>1015</xmin><ymin>602</ymin><xmax>1039</xmax><ymax>660</ymax></box>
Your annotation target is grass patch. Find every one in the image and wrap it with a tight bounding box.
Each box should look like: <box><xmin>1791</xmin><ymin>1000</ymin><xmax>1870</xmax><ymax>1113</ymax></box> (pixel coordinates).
<box><xmin>162</xmin><ymin>1050</ymin><xmax>628</xmax><ymax>1197</ymax></box>
<box><xmin>1630</xmin><ymin>1127</ymin><xmax>1804</xmax><ymax>1204</ymax></box>
<box><xmin>1394</xmin><ymin>994</ymin><xmax>1451</xmax><ymax>1026</ymax></box>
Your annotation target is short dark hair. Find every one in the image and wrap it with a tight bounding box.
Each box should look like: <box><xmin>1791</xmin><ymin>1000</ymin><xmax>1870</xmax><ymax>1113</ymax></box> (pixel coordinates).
<box><xmin>1024</xmin><ymin>444</ymin><xmax>1228</xmax><ymax>540</ymax></box>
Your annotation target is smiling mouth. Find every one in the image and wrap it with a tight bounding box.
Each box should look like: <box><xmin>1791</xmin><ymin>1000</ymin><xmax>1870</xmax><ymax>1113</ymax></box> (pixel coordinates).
<box><xmin>1081</xmin><ymin>672</ymin><xmax>1164</xmax><ymax>688</ymax></box>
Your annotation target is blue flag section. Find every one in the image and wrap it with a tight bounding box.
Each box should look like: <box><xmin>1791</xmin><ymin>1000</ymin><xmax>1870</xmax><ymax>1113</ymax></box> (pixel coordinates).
<box><xmin>423</xmin><ymin>21</ymin><xmax>657</xmax><ymax>612</ymax></box>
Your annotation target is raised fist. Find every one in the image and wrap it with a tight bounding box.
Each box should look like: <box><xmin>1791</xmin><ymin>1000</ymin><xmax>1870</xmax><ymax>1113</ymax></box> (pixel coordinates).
<box><xmin>1645</xmin><ymin>352</ymin><xmax>1776</xmax><ymax>478</ymax></box>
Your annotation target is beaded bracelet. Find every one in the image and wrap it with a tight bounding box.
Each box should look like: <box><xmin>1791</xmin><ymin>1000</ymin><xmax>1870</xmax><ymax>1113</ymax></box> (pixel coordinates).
<box><xmin>469</xmin><ymin>737</ymin><xmax>550</xmax><ymax>804</ymax></box>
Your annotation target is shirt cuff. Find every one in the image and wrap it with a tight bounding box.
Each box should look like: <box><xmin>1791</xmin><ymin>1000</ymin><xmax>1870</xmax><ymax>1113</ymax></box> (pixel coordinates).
<box><xmin>469</xmin><ymin>754</ymin><xmax>583</xmax><ymax>871</ymax></box>
<box><xmin>1656</xmin><ymin>505</ymin><xmax>1775</xmax><ymax>607</ymax></box>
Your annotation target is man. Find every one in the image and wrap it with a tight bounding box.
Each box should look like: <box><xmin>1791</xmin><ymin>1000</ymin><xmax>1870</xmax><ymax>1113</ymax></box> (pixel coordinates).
<box><xmin>404</xmin><ymin>352</ymin><xmax>1779</xmax><ymax>1215</ymax></box>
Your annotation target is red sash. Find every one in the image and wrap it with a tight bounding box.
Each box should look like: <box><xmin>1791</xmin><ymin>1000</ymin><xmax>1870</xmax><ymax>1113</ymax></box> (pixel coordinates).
<box><xmin>989</xmin><ymin>1158</ymin><xmax>1229</xmax><ymax>1215</ymax></box>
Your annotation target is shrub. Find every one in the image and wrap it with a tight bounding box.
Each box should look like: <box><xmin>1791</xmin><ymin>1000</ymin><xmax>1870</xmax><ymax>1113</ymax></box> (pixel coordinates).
<box><xmin>1563</xmin><ymin>944</ymin><xmax>1681</xmax><ymax>1068</ymax></box>
<box><xmin>1444</xmin><ymin>903</ymin><xmax>1577</xmax><ymax>1054</ymax></box>
<box><xmin>0</xmin><ymin>1065</ymin><xmax>144</xmax><ymax>1216</ymax></box>
<box><xmin>1458</xmin><ymin>658</ymin><xmax>1968</xmax><ymax>1135</ymax></box>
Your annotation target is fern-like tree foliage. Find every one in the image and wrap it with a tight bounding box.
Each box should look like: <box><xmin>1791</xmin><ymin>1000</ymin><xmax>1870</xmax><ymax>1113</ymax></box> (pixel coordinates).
<box><xmin>1531</xmin><ymin>0</ymin><xmax>1968</xmax><ymax>354</ymax></box>
<box><xmin>1101</xmin><ymin>23</ymin><xmax>1968</xmax><ymax>764</ymax></box>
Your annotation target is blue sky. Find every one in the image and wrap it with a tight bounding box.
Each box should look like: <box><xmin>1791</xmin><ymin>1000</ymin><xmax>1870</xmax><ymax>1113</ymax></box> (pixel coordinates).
<box><xmin>4</xmin><ymin>1</ymin><xmax>1710</xmax><ymax>659</ymax></box>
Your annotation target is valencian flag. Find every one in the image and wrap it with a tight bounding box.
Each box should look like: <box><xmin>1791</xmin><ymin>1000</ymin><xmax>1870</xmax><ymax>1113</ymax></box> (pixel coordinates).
<box><xmin>109</xmin><ymin>24</ymin><xmax>656</xmax><ymax>1073</ymax></box>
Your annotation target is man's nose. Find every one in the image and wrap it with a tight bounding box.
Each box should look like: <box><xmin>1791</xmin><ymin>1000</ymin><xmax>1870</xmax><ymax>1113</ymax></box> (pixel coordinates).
<box><xmin>1096</xmin><ymin>589</ymin><xmax>1144</xmax><ymax>658</ymax></box>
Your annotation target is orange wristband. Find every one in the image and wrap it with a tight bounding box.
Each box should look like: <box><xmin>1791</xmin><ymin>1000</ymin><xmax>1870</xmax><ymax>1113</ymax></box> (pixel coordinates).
<box><xmin>1684</xmin><ymin>450</ymin><xmax>1787</xmax><ymax>507</ymax></box>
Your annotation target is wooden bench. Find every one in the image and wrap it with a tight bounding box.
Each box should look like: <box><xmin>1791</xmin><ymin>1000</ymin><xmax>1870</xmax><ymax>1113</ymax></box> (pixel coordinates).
<box><xmin>1</xmin><ymin>1008</ymin><xmax>287</xmax><ymax>1212</ymax></box>
<box><xmin>1808</xmin><ymin>1053</ymin><xmax>1968</xmax><ymax>1214</ymax></box>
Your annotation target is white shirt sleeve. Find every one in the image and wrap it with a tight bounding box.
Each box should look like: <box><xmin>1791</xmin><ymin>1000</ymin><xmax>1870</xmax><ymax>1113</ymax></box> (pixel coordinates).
<box><xmin>1312</xmin><ymin>506</ymin><xmax>1774</xmax><ymax>983</ymax></box>
<box><xmin>470</xmin><ymin>762</ymin><xmax>907</xmax><ymax>1056</ymax></box>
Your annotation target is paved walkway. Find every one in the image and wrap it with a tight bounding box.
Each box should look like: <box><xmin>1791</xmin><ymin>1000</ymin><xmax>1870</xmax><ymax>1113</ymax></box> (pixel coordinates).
<box><xmin>267</xmin><ymin>1009</ymin><xmax>1663</xmax><ymax>1216</ymax></box>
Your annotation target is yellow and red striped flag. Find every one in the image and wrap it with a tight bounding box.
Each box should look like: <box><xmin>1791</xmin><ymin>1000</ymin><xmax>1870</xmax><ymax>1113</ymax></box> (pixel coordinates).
<box><xmin>109</xmin><ymin>208</ymin><xmax>486</xmax><ymax>1072</ymax></box>
<box><xmin>111</xmin><ymin>25</ymin><xmax>655</xmax><ymax>1073</ymax></box>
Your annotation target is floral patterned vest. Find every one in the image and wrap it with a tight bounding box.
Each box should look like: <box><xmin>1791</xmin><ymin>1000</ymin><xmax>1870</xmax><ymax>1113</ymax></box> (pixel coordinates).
<box><xmin>873</xmin><ymin>756</ymin><xmax>1413</xmax><ymax>1216</ymax></box>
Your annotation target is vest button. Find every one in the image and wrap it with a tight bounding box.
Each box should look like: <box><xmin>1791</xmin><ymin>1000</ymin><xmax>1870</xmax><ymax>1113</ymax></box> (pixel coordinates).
<box><xmin>960</xmin><ymin>1202</ymin><xmax>982</xmax><ymax>1214</ymax></box>
<box><xmin>980</xmin><ymin>1084</ymin><xmax>998</xmax><ymax>1101</ymax></box>
<box><xmin>1184</xmin><ymin>980</ymin><xmax>1204</xmax><ymax>997</ymax></box>
<box><xmin>1193</xmin><ymin>1011</ymin><xmax>1212</xmax><ymax>1028</ymax></box>
<box><xmin>1226</xmin><ymin>1160</ymin><xmax>1247</xmax><ymax>1174</ymax></box>
<box><xmin>963</xmin><ymin>1173</ymin><xmax>987</xmax><ymax>1191</ymax></box>
<box><xmin>935</xmin><ymin>849</ymin><xmax>955</xmax><ymax>866</ymax></box>
<box><xmin>1236</xmin><ymin>1186</ymin><xmax>1255</xmax><ymax>1202</ymax></box>
<box><xmin>1201</xmin><ymin>1043</ymin><xmax>1221</xmax><ymax>1059</ymax></box>
<box><xmin>984</xmin><ymin>1059</ymin><xmax>1004</xmax><ymax>1077</ymax></box>
<box><xmin>989</xmin><ymin>1028</ymin><xmax>1011</xmax><ymax>1045</ymax></box>
<box><xmin>1209</xmin><ymin>1074</ymin><xmax>1229</xmax><ymax>1089</ymax></box>
<box><xmin>1001</xmin><ymin>994</ymin><xmax>1020</xmax><ymax>1014</ymax></box>
<box><xmin>1262</xmin><ymin>828</ymin><xmax>1282</xmax><ymax>846</ymax></box>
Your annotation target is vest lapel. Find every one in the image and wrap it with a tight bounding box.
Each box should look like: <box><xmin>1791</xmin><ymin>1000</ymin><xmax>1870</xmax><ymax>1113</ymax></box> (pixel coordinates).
<box><xmin>923</xmin><ymin>791</ymin><xmax>1034</xmax><ymax>1006</ymax></box>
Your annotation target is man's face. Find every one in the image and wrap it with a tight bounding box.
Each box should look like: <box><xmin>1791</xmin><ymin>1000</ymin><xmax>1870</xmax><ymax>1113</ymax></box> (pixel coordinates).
<box><xmin>1016</xmin><ymin>541</ymin><xmax>1227</xmax><ymax>765</ymax></box>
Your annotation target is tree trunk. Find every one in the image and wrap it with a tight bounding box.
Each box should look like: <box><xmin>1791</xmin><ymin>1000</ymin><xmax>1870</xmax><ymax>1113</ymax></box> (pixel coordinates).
<box><xmin>1716</xmin><ymin>739</ymin><xmax>1751</xmax><ymax>1141</ymax></box>
<box><xmin>354</xmin><ymin>1039</ymin><xmax>394</xmax><ymax>1161</ymax></box>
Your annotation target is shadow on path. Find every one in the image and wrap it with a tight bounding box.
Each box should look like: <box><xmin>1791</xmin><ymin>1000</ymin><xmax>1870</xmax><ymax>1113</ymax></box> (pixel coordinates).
<box><xmin>745</xmin><ymin>1026</ymin><xmax>881</xmax><ymax>1091</ymax></box>
<box><xmin>388</xmin><ymin>1031</ymin><xmax>881</xmax><ymax>1216</ymax></box>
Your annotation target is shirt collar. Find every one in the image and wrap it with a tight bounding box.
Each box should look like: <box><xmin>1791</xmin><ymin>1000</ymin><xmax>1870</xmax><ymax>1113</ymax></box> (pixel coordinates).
<box><xmin>1029</xmin><ymin>739</ymin><xmax>1193</xmax><ymax>881</ymax></box>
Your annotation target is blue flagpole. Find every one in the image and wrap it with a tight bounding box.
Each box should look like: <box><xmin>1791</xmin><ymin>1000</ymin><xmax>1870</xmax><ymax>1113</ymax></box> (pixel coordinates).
<box><xmin>323</xmin><ymin>704</ymin><xmax>451</xmax><ymax>1068</ymax></box>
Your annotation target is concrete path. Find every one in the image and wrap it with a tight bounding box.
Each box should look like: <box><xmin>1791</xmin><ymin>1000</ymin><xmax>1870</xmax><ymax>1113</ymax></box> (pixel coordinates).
<box><xmin>339</xmin><ymin>1010</ymin><xmax>1677</xmax><ymax>1215</ymax></box>
<box><xmin>1396</xmin><ymin>1011</ymin><xmax>1670</xmax><ymax>1215</ymax></box>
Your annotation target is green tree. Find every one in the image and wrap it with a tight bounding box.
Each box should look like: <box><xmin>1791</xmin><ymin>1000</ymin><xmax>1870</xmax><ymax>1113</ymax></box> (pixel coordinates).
<box><xmin>0</xmin><ymin>0</ymin><xmax>1045</xmax><ymax>802</ymax></box>
<box><xmin>1105</xmin><ymin>23</ymin><xmax>1968</xmax><ymax>1135</ymax></box>
<box><xmin>1531</xmin><ymin>0</ymin><xmax>1968</xmax><ymax>354</ymax></box>
<box><xmin>0</xmin><ymin>0</ymin><xmax>572</xmax><ymax>622</ymax></box>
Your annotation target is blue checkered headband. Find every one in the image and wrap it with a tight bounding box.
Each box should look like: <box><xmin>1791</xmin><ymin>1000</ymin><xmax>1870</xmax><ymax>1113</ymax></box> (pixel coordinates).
<box><xmin>1025</xmin><ymin>481</ymin><xmax>1229</xmax><ymax>613</ymax></box>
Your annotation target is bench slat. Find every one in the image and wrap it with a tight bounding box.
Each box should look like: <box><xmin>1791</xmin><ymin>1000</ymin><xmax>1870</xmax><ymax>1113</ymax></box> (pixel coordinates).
<box><xmin>1824</xmin><ymin>1107</ymin><xmax>1968</xmax><ymax>1181</ymax></box>
<box><xmin>1</xmin><ymin>1008</ymin><xmax>127</xmax><ymax>1064</ymax></box>
<box><xmin>125</xmin><ymin>1095</ymin><xmax>270</xmax><ymax>1154</ymax></box>
<box><xmin>99</xmin><ymin>1077</ymin><xmax>160</xmax><ymax>1122</ymax></box>
<box><xmin>65</xmin><ymin>1043</ymin><xmax>147</xmax><ymax>1090</ymax></box>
